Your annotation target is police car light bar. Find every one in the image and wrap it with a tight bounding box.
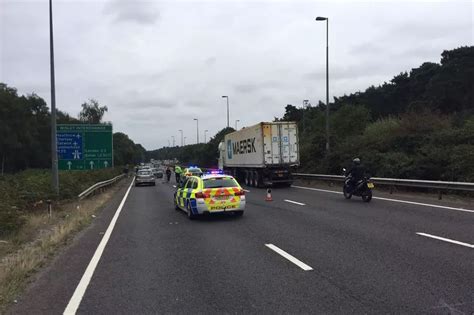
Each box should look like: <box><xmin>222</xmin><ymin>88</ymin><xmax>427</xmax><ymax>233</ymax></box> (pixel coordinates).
<box><xmin>205</xmin><ymin>169</ymin><xmax>224</xmax><ymax>175</ymax></box>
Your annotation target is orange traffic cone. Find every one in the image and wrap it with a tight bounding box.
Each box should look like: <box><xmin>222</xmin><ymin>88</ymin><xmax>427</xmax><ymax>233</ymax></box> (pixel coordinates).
<box><xmin>265</xmin><ymin>189</ymin><xmax>273</xmax><ymax>201</ymax></box>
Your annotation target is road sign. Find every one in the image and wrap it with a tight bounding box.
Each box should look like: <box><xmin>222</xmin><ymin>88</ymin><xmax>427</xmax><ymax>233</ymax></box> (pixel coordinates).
<box><xmin>57</xmin><ymin>124</ymin><xmax>113</xmax><ymax>170</ymax></box>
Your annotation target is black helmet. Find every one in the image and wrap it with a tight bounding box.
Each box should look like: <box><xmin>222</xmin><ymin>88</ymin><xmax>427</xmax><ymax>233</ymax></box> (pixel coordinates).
<box><xmin>353</xmin><ymin>158</ymin><xmax>361</xmax><ymax>165</ymax></box>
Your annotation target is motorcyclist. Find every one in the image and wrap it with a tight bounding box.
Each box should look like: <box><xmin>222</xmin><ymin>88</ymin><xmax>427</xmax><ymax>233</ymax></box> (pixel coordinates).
<box><xmin>346</xmin><ymin>158</ymin><xmax>367</xmax><ymax>192</ymax></box>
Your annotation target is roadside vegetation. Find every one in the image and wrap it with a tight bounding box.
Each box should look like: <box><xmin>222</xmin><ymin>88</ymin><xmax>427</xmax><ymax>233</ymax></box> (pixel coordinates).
<box><xmin>0</xmin><ymin>168</ymin><xmax>121</xmax><ymax>237</ymax></box>
<box><xmin>149</xmin><ymin>47</ymin><xmax>474</xmax><ymax>181</ymax></box>
<box><xmin>0</xmin><ymin>178</ymin><xmax>127</xmax><ymax>313</ymax></box>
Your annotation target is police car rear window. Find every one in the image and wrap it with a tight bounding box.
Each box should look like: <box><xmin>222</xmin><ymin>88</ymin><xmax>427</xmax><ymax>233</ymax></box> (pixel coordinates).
<box><xmin>203</xmin><ymin>178</ymin><xmax>238</xmax><ymax>188</ymax></box>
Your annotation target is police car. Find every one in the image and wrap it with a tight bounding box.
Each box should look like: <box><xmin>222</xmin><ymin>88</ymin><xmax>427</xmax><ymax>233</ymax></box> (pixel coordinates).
<box><xmin>183</xmin><ymin>166</ymin><xmax>203</xmax><ymax>177</ymax></box>
<box><xmin>174</xmin><ymin>171</ymin><xmax>245</xmax><ymax>219</ymax></box>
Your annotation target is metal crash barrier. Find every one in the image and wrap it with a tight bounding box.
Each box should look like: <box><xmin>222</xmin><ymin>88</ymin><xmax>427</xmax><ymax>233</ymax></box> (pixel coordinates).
<box><xmin>293</xmin><ymin>173</ymin><xmax>474</xmax><ymax>200</ymax></box>
<box><xmin>78</xmin><ymin>174</ymin><xmax>126</xmax><ymax>200</ymax></box>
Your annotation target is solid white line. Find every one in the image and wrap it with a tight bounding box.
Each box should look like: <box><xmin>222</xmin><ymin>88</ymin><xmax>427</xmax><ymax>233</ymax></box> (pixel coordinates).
<box><xmin>243</xmin><ymin>189</ymin><xmax>250</xmax><ymax>193</ymax></box>
<box><xmin>284</xmin><ymin>199</ymin><xmax>306</xmax><ymax>206</ymax></box>
<box><xmin>416</xmin><ymin>232</ymin><xmax>474</xmax><ymax>249</ymax></box>
<box><xmin>63</xmin><ymin>179</ymin><xmax>135</xmax><ymax>315</ymax></box>
<box><xmin>292</xmin><ymin>185</ymin><xmax>341</xmax><ymax>195</ymax></box>
<box><xmin>291</xmin><ymin>185</ymin><xmax>474</xmax><ymax>213</ymax></box>
<box><xmin>265</xmin><ymin>244</ymin><xmax>313</xmax><ymax>271</ymax></box>
<box><xmin>172</xmin><ymin>185</ymin><xmax>176</xmax><ymax>188</ymax></box>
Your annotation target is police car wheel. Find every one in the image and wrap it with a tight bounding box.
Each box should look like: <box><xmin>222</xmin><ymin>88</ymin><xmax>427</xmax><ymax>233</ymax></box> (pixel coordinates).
<box><xmin>187</xmin><ymin>202</ymin><xmax>197</xmax><ymax>220</ymax></box>
<box><xmin>174</xmin><ymin>197</ymin><xmax>180</xmax><ymax>211</ymax></box>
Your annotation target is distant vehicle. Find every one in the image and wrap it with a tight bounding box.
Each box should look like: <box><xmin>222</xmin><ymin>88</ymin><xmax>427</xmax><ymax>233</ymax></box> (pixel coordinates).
<box><xmin>135</xmin><ymin>170</ymin><xmax>155</xmax><ymax>186</ymax></box>
<box><xmin>218</xmin><ymin>121</ymin><xmax>299</xmax><ymax>187</ymax></box>
<box><xmin>151</xmin><ymin>168</ymin><xmax>163</xmax><ymax>178</ymax></box>
<box><xmin>342</xmin><ymin>168</ymin><xmax>373</xmax><ymax>202</ymax></box>
<box><xmin>183</xmin><ymin>167</ymin><xmax>203</xmax><ymax>177</ymax></box>
<box><xmin>174</xmin><ymin>172</ymin><xmax>245</xmax><ymax>219</ymax></box>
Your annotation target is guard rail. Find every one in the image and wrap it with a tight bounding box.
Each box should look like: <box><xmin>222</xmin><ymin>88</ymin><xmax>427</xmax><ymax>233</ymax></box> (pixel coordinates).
<box><xmin>78</xmin><ymin>174</ymin><xmax>126</xmax><ymax>200</ymax></box>
<box><xmin>293</xmin><ymin>173</ymin><xmax>474</xmax><ymax>199</ymax></box>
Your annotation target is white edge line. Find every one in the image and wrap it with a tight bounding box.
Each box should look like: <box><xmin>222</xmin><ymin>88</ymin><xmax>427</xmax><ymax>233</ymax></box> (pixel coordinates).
<box><xmin>284</xmin><ymin>199</ymin><xmax>306</xmax><ymax>206</ymax></box>
<box><xmin>416</xmin><ymin>232</ymin><xmax>474</xmax><ymax>249</ymax></box>
<box><xmin>172</xmin><ymin>185</ymin><xmax>176</xmax><ymax>188</ymax></box>
<box><xmin>243</xmin><ymin>189</ymin><xmax>250</xmax><ymax>193</ymax></box>
<box><xmin>265</xmin><ymin>244</ymin><xmax>313</xmax><ymax>271</ymax></box>
<box><xmin>291</xmin><ymin>185</ymin><xmax>474</xmax><ymax>213</ymax></box>
<box><xmin>63</xmin><ymin>178</ymin><xmax>135</xmax><ymax>315</ymax></box>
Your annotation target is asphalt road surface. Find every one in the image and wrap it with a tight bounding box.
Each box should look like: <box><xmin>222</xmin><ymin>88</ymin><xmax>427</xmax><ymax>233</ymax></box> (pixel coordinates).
<box><xmin>10</xmin><ymin>177</ymin><xmax>474</xmax><ymax>314</ymax></box>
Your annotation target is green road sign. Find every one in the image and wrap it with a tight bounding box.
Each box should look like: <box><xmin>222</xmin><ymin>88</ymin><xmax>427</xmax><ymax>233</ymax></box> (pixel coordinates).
<box><xmin>57</xmin><ymin>124</ymin><xmax>113</xmax><ymax>170</ymax></box>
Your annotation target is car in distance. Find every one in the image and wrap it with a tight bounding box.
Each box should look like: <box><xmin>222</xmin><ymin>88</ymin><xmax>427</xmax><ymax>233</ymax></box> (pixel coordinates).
<box><xmin>151</xmin><ymin>168</ymin><xmax>164</xmax><ymax>178</ymax></box>
<box><xmin>135</xmin><ymin>169</ymin><xmax>155</xmax><ymax>186</ymax></box>
<box><xmin>174</xmin><ymin>172</ymin><xmax>245</xmax><ymax>219</ymax></box>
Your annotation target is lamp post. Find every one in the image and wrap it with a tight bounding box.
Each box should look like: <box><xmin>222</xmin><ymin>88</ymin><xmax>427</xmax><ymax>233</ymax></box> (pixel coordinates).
<box><xmin>235</xmin><ymin>119</ymin><xmax>240</xmax><ymax>130</ymax></box>
<box><xmin>316</xmin><ymin>16</ymin><xmax>330</xmax><ymax>153</ymax></box>
<box><xmin>184</xmin><ymin>137</ymin><xmax>187</xmax><ymax>145</ymax></box>
<box><xmin>171</xmin><ymin>136</ymin><xmax>175</xmax><ymax>147</ymax></box>
<box><xmin>193</xmin><ymin>118</ymin><xmax>199</xmax><ymax>143</ymax></box>
<box><xmin>204</xmin><ymin>130</ymin><xmax>208</xmax><ymax>143</ymax></box>
<box><xmin>178</xmin><ymin>129</ymin><xmax>183</xmax><ymax>146</ymax></box>
<box><xmin>222</xmin><ymin>96</ymin><xmax>229</xmax><ymax>128</ymax></box>
<box><xmin>49</xmin><ymin>0</ymin><xmax>59</xmax><ymax>194</ymax></box>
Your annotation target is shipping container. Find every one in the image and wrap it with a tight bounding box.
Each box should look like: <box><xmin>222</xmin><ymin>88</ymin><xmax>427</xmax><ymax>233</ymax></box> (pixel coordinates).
<box><xmin>219</xmin><ymin>122</ymin><xmax>299</xmax><ymax>186</ymax></box>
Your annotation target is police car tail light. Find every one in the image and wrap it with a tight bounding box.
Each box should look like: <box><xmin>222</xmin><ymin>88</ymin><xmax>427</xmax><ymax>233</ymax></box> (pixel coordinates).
<box><xmin>234</xmin><ymin>190</ymin><xmax>245</xmax><ymax>196</ymax></box>
<box><xmin>195</xmin><ymin>192</ymin><xmax>208</xmax><ymax>199</ymax></box>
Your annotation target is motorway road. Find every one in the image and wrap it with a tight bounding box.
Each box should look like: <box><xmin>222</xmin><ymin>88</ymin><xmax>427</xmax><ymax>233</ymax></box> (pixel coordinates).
<box><xmin>9</xmin><ymin>177</ymin><xmax>474</xmax><ymax>314</ymax></box>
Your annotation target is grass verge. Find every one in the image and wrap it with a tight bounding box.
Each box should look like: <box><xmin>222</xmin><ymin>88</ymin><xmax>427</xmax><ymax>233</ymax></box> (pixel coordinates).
<box><xmin>0</xmin><ymin>178</ymin><xmax>128</xmax><ymax>314</ymax></box>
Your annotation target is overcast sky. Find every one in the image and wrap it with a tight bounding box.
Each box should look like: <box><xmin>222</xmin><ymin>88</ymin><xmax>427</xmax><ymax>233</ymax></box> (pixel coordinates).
<box><xmin>1</xmin><ymin>0</ymin><xmax>472</xmax><ymax>150</ymax></box>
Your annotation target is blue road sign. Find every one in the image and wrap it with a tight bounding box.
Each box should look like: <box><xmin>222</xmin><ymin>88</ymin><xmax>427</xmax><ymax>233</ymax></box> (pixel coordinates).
<box><xmin>57</xmin><ymin>133</ymin><xmax>83</xmax><ymax>160</ymax></box>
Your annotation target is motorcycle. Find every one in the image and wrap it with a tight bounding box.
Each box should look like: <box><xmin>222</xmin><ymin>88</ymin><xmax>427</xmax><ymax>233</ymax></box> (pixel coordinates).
<box><xmin>342</xmin><ymin>168</ymin><xmax>374</xmax><ymax>202</ymax></box>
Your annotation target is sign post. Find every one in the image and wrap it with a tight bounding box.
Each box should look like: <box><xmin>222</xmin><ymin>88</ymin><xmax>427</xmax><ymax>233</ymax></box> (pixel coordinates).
<box><xmin>57</xmin><ymin>124</ymin><xmax>113</xmax><ymax>170</ymax></box>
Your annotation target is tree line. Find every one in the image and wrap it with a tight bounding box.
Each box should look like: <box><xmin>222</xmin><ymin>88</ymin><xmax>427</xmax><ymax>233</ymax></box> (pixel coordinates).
<box><xmin>0</xmin><ymin>84</ymin><xmax>146</xmax><ymax>174</ymax></box>
<box><xmin>148</xmin><ymin>46</ymin><xmax>474</xmax><ymax>181</ymax></box>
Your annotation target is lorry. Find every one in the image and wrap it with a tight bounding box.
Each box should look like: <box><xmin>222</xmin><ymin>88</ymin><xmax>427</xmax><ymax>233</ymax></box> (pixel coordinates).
<box><xmin>218</xmin><ymin>121</ymin><xmax>299</xmax><ymax>187</ymax></box>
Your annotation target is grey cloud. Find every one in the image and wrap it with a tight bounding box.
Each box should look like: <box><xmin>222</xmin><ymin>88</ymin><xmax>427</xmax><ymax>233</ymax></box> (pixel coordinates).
<box><xmin>234</xmin><ymin>81</ymin><xmax>281</xmax><ymax>94</ymax></box>
<box><xmin>103</xmin><ymin>0</ymin><xmax>160</xmax><ymax>25</ymax></box>
<box><xmin>114</xmin><ymin>98</ymin><xmax>175</xmax><ymax>111</ymax></box>
<box><xmin>205</xmin><ymin>57</ymin><xmax>217</xmax><ymax>66</ymax></box>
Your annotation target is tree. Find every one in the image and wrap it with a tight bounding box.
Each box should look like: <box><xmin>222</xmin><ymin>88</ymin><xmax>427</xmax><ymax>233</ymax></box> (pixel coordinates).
<box><xmin>79</xmin><ymin>99</ymin><xmax>108</xmax><ymax>124</ymax></box>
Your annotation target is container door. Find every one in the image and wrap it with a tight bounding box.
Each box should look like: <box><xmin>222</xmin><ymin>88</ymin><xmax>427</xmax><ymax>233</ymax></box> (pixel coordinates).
<box><xmin>287</xmin><ymin>123</ymin><xmax>298</xmax><ymax>164</ymax></box>
<box><xmin>271</xmin><ymin>124</ymin><xmax>281</xmax><ymax>164</ymax></box>
<box><xmin>263</xmin><ymin>124</ymin><xmax>273</xmax><ymax>165</ymax></box>
<box><xmin>280</xmin><ymin>123</ymin><xmax>292</xmax><ymax>164</ymax></box>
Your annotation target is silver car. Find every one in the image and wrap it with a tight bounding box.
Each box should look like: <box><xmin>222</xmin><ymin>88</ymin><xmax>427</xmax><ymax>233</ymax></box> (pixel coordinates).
<box><xmin>135</xmin><ymin>170</ymin><xmax>155</xmax><ymax>186</ymax></box>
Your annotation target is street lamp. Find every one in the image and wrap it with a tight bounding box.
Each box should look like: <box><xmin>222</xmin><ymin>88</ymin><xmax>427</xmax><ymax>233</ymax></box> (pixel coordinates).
<box><xmin>235</xmin><ymin>119</ymin><xmax>240</xmax><ymax>130</ymax></box>
<box><xmin>222</xmin><ymin>96</ymin><xmax>229</xmax><ymax>128</ymax></box>
<box><xmin>316</xmin><ymin>16</ymin><xmax>330</xmax><ymax>153</ymax></box>
<box><xmin>184</xmin><ymin>136</ymin><xmax>187</xmax><ymax>145</ymax></box>
<box><xmin>178</xmin><ymin>129</ymin><xmax>183</xmax><ymax>146</ymax></box>
<box><xmin>193</xmin><ymin>118</ymin><xmax>199</xmax><ymax>143</ymax></box>
<box><xmin>171</xmin><ymin>136</ymin><xmax>175</xmax><ymax>147</ymax></box>
<box><xmin>204</xmin><ymin>129</ymin><xmax>208</xmax><ymax>143</ymax></box>
<box><xmin>49</xmin><ymin>0</ymin><xmax>59</xmax><ymax>194</ymax></box>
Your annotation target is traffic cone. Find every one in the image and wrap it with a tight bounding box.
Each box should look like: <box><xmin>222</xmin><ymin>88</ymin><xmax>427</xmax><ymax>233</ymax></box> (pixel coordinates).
<box><xmin>265</xmin><ymin>189</ymin><xmax>273</xmax><ymax>201</ymax></box>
